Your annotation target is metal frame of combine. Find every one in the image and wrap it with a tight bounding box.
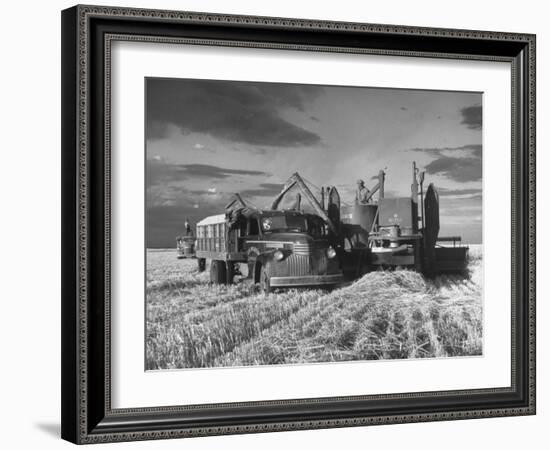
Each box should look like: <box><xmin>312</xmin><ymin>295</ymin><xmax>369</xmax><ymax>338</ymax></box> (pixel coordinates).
<box><xmin>339</xmin><ymin>163</ymin><xmax>469</xmax><ymax>277</ymax></box>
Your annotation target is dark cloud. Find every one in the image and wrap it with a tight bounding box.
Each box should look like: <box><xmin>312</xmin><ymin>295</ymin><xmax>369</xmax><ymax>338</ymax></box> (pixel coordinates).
<box><xmin>147</xmin><ymin>159</ymin><xmax>268</xmax><ymax>186</ymax></box>
<box><xmin>239</xmin><ymin>183</ymin><xmax>284</xmax><ymax>198</ymax></box>
<box><xmin>310</xmin><ymin>116</ymin><xmax>320</xmax><ymax>122</ymax></box>
<box><xmin>146</xmin><ymin>78</ymin><xmax>323</xmax><ymax>147</ymax></box>
<box><xmin>146</xmin><ymin>159</ymin><xmax>186</xmax><ymax>186</ymax></box>
<box><xmin>400</xmin><ymin>106</ymin><xmax>408</xmax><ymax>111</ymax></box>
<box><xmin>180</xmin><ymin>164</ymin><xmax>267</xmax><ymax>179</ymax></box>
<box><xmin>146</xmin><ymin>160</ymin><xmax>273</xmax><ymax>246</ymax></box>
<box><xmin>424</xmin><ymin>157</ymin><xmax>481</xmax><ymax>182</ymax></box>
<box><xmin>460</xmin><ymin>104</ymin><xmax>482</xmax><ymax>130</ymax></box>
<box><xmin>407</xmin><ymin>144</ymin><xmax>482</xmax><ymax>182</ymax></box>
<box><xmin>409</xmin><ymin>144</ymin><xmax>481</xmax><ymax>157</ymax></box>
<box><xmin>147</xmin><ymin>204</ymin><xmax>223</xmax><ymax>248</ymax></box>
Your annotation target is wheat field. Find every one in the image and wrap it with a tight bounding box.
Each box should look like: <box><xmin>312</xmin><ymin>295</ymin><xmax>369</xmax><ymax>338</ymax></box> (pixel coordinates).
<box><xmin>146</xmin><ymin>246</ymin><xmax>483</xmax><ymax>370</ymax></box>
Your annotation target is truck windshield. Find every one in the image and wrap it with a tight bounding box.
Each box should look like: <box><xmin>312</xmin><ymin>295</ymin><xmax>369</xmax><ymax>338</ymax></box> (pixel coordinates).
<box><xmin>261</xmin><ymin>215</ymin><xmax>307</xmax><ymax>233</ymax></box>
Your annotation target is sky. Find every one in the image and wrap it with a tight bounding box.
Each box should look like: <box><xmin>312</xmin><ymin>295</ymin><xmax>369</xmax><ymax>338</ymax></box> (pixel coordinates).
<box><xmin>145</xmin><ymin>78</ymin><xmax>482</xmax><ymax>248</ymax></box>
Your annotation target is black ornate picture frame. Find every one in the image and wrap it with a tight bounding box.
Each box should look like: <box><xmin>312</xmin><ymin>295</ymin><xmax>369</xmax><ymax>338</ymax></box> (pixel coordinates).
<box><xmin>61</xmin><ymin>4</ymin><xmax>536</xmax><ymax>444</ymax></box>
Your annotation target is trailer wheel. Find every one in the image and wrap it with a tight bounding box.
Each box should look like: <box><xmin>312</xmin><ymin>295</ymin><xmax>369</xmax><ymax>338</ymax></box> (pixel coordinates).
<box><xmin>197</xmin><ymin>258</ymin><xmax>206</xmax><ymax>272</ymax></box>
<box><xmin>225</xmin><ymin>261</ymin><xmax>235</xmax><ymax>285</ymax></box>
<box><xmin>260</xmin><ymin>264</ymin><xmax>271</xmax><ymax>294</ymax></box>
<box><xmin>210</xmin><ymin>260</ymin><xmax>226</xmax><ymax>284</ymax></box>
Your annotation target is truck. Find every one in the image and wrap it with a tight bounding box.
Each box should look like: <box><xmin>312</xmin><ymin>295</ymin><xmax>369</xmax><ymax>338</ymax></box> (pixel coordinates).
<box><xmin>175</xmin><ymin>235</ymin><xmax>196</xmax><ymax>259</ymax></box>
<box><xmin>194</xmin><ymin>194</ymin><xmax>344</xmax><ymax>293</ymax></box>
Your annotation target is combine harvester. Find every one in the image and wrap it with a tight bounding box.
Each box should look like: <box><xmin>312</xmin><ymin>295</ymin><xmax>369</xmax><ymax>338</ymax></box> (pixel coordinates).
<box><xmin>195</xmin><ymin>193</ymin><xmax>344</xmax><ymax>292</ymax></box>
<box><xmin>194</xmin><ymin>163</ymin><xmax>468</xmax><ymax>292</ymax></box>
<box><xmin>336</xmin><ymin>163</ymin><xmax>468</xmax><ymax>278</ymax></box>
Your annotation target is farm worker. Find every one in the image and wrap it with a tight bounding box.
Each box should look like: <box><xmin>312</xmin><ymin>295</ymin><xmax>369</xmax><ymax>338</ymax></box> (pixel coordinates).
<box><xmin>355</xmin><ymin>180</ymin><xmax>371</xmax><ymax>204</ymax></box>
<box><xmin>184</xmin><ymin>219</ymin><xmax>193</xmax><ymax>236</ymax></box>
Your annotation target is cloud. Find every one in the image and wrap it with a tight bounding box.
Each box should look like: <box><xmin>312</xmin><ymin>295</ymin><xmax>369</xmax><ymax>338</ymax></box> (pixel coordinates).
<box><xmin>193</xmin><ymin>143</ymin><xmax>205</xmax><ymax>149</ymax></box>
<box><xmin>239</xmin><ymin>183</ymin><xmax>284</xmax><ymax>198</ymax></box>
<box><xmin>146</xmin><ymin>158</ymin><xmax>185</xmax><ymax>187</ymax></box>
<box><xmin>438</xmin><ymin>187</ymin><xmax>482</xmax><ymax>197</ymax></box>
<box><xmin>409</xmin><ymin>144</ymin><xmax>481</xmax><ymax>157</ymax></box>
<box><xmin>400</xmin><ymin>106</ymin><xmax>408</xmax><ymax>111</ymax></box>
<box><xmin>407</xmin><ymin>144</ymin><xmax>482</xmax><ymax>182</ymax></box>
<box><xmin>146</xmin><ymin>78</ymin><xmax>323</xmax><ymax>147</ymax></box>
<box><xmin>460</xmin><ymin>104</ymin><xmax>482</xmax><ymax>130</ymax></box>
<box><xmin>180</xmin><ymin>164</ymin><xmax>267</xmax><ymax>179</ymax></box>
<box><xmin>424</xmin><ymin>157</ymin><xmax>481</xmax><ymax>182</ymax></box>
<box><xmin>147</xmin><ymin>159</ymin><xmax>269</xmax><ymax>186</ymax></box>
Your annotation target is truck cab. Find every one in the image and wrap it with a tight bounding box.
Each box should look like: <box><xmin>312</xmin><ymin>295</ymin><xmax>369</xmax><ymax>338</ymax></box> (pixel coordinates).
<box><xmin>195</xmin><ymin>209</ymin><xmax>344</xmax><ymax>293</ymax></box>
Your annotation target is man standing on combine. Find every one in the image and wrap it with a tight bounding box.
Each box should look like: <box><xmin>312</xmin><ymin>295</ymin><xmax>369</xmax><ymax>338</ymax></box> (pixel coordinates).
<box><xmin>184</xmin><ymin>218</ymin><xmax>193</xmax><ymax>236</ymax></box>
<box><xmin>355</xmin><ymin>179</ymin><xmax>371</xmax><ymax>204</ymax></box>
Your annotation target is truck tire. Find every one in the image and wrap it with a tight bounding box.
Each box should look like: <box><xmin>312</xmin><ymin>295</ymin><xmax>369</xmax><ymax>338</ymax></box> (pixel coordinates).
<box><xmin>210</xmin><ymin>260</ymin><xmax>226</xmax><ymax>284</ymax></box>
<box><xmin>225</xmin><ymin>261</ymin><xmax>235</xmax><ymax>285</ymax></box>
<box><xmin>197</xmin><ymin>258</ymin><xmax>206</xmax><ymax>272</ymax></box>
<box><xmin>260</xmin><ymin>264</ymin><xmax>271</xmax><ymax>294</ymax></box>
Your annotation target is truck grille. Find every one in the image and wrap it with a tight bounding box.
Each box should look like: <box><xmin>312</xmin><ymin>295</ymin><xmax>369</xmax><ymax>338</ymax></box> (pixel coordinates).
<box><xmin>293</xmin><ymin>243</ymin><xmax>314</xmax><ymax>256</ymax></box>
<box><xmin>286</xmin><ymin>255</ymin><xmax>312</xmax><ymax>276</ymax></box>
<box><xmin>267</xmin><ymin>241</ymin><xmax>336</xmax><ymax>278</ymax></box>
<box><xmin>272</xmin><ymin>252</ymin><xmax>329</xmax><ymax>277</ymax></box>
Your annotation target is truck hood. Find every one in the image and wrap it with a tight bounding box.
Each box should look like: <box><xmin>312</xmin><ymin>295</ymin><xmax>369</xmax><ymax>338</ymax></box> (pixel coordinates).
<box><xmin>260</xmin><ymin>232</ymin><xmax>327</xmax><ymax>245</ymax></box>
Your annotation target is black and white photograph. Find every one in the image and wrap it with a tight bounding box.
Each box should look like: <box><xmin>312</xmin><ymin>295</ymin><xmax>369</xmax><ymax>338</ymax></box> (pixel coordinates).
<box><xmin>53</xmin><ymin>2</ymin><xmax>537</xmax><ymax>446</ymax></box>
<box><xmin>145</xmin><ymin>78</ymin><xmax>483</xmax><ymax>370</ymax></box>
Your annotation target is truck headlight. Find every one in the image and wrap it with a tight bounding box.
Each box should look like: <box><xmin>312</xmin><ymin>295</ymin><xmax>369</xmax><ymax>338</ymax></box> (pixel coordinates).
<box><xmin>274</xmin><ymin>250</ymin><xmax>285</xmax><ymax>261</ymax></box>
<box><xmin>326</xmin><ymin>247</ymin><xmax>337</xmax><ymax>259</ymax></box>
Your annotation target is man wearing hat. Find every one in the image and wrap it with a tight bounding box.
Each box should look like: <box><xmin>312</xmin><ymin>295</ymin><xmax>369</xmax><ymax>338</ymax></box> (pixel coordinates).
<box><xmin>355</xmin><ymin>179</ymin><xmax>371</xmax><ymax>204</ymax></box>
<box><xmin>184</xmin><ymin>218</ymin><xmax>193</xmax><ymax>236</ymax></box>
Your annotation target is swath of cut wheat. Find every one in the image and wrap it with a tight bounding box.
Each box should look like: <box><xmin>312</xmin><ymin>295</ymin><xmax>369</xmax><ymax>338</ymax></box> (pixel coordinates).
<box><xmin>145</xmin><ymin>245</ymin><xmax>483</xmax><ymax>369</ymax></box>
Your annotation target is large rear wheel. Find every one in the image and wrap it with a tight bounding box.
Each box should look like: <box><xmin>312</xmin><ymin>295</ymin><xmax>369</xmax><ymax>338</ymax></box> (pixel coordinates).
<box><xmin>210</xmin><ymin>260</ymin><xmax>226</xmax><ymax>284</ymax></box>
<box><xmin>225</xmin><ymin>261</ymin><xmax>235</xmax><ymax>285</ymax></box>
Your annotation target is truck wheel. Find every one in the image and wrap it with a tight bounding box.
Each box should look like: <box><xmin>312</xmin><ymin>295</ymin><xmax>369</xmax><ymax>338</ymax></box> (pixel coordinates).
<box><xmin>197</xmin><ymin>258</ymin><xmax>206</xmax><ymax>272</ymax></box>
<box><xmin>210</xmin><ymin>260</ymin><xmax>226</xmax><ymax>284</ymax></box>
<box><xmin>260</xmin><ymin>264</ymin><xmax>271</xmax><ymax>294</ymax></box>
<box><xmin>225</xmin><ymin>261</ymin><xmax>235</xmax><ymax>285</ymax></box>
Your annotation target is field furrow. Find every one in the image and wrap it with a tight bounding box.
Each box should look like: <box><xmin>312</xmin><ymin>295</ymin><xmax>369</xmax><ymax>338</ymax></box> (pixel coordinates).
<box><xmin>216</xmin><ymin>269</ymin><xmax>482</xmax><ymax>366</ymax></box>
<box><xmin>146</xmin><ymin>248</ymin><xmax>483</xmax><ymax>369</ymax></box>
<box><xmin>146</xmin><ymin>257</ymin><xmax>323</xmax><ymax>368</ymax></box>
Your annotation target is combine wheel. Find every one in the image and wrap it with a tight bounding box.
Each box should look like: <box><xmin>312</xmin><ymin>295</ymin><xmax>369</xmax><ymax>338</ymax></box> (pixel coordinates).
<box><xmin>210</xmin><ymin>260</ymin><xmax>226</xmax><ymax>284</ymax></box>
<box><xmin>197</xmin><ymin>258</ymin><xmax>206</xmax><ymax>272</ymax></box>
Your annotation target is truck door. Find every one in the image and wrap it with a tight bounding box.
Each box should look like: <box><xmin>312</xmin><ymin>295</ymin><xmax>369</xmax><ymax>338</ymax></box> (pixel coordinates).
<box><xmin>246</xmin><ymin>218</ymin><xmax>260</xmax><ymax>243</ymax></box>
<box><xmin>235</xmin><ymin>218</ymin><xmax>247</xmax><ymax>252</ymax></box>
